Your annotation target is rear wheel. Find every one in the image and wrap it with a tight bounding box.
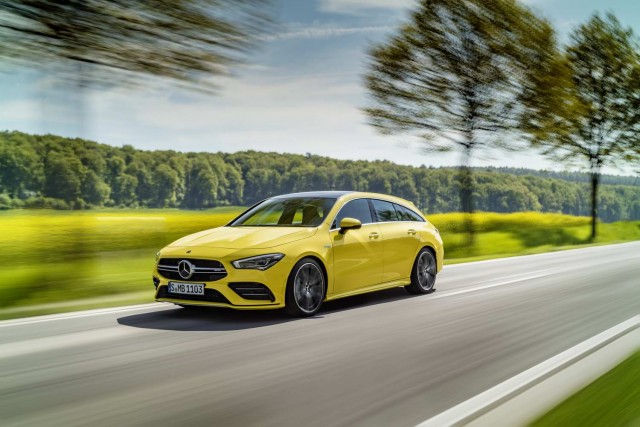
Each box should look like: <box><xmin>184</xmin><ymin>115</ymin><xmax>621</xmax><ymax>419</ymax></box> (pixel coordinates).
<box><xmin>285</xmin><ymin>258</ymin><xmax>325</xmax><ymax>317</ymax></box>
<box><xmin>405</xmin><ymin>248</ymin><xmax>437</xmax><ymax>294</ymax></box>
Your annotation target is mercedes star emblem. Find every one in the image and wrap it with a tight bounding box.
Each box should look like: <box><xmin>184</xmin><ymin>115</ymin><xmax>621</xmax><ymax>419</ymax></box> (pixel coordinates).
<box><xmin>178</xmin><ymin>260</ymin><xmax>194</xmax><ymax>280</ymax></box>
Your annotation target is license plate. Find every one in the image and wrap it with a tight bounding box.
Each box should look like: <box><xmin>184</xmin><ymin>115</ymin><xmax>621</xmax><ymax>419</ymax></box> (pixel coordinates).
<box><xmin>168</xmin><ymin>282</ymin><xmax>205</xmax><ymax>295</ymax></box>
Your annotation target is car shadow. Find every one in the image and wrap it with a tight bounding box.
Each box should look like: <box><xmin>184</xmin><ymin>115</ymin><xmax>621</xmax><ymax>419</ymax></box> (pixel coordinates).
<box><xmin>117</xmin><ymin>287</ymin><xmax>420</xmax><ymax>332</ymax></box>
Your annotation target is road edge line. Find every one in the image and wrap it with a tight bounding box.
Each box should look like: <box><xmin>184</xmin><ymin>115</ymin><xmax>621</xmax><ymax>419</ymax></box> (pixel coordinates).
<box><xmin>416</xmin><ymin>315</ymin><xmax>640</xmax><ymax>427</ymax></box>
<box><xmin>443</xmin><ymin>241</ymin><xmax>640</xmax><ymax>269</ymax></box>
<box><xmin>0</xmin><ymin>303</ymin><xmax>166</xmax><ymax>328</ymax></box>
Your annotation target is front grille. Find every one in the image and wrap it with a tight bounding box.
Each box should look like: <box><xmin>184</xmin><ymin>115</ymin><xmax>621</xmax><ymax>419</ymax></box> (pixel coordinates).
<box><xmin>157</xmin><ymin>258</ymin><xmax>227</xmax><ymax>282</ymax></box>
<box><xmin>228</xmin><ymin>282</ymin><xmax>275</xmax><ymax>302</ymax></box>
<box><xmin>156</xmin><ymin>286</ymin><xmax>231</xmax><ymax>304</ymax></box>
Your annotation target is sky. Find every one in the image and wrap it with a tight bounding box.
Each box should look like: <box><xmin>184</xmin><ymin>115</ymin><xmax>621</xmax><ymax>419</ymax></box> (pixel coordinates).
<box><xmin>1</xmin><ymin>0</ymin><xmax>640</xmax><ymax>174</ymax></box>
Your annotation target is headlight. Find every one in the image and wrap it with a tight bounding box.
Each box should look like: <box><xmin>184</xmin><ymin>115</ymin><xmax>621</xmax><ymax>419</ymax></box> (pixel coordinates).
<box><xmin>232</xmin><ymin>253</ymin><xmax>284</xmax><ymax>270</ymax></box>
<box><xmin>155</xmin><ymin>251</ymin><xmax>161</xmax><ymax>263</ymax></box>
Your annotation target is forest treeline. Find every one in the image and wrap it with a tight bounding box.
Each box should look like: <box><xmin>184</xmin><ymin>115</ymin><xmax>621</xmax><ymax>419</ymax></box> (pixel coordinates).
<box><xmin>1</xmin><ymin>131</ymin><xmax>639</xmax><ymax>222</ymax></box>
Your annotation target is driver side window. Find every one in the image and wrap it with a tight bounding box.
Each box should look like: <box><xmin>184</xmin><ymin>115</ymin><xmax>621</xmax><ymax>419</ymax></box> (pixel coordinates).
<box><xmin>332</xmin><ymin>199</ymin><xmax>373</xmax><ymax>229</ymax></box>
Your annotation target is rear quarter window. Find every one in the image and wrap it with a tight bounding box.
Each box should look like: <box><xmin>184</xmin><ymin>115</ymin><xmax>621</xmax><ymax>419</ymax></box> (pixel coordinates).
<box><xmin>394</xmin><ymin>204</ymin><xmax>425</xmax><ymax>222</ymax></box>
<box><xmin>370</xmin><ymin>199</ymin><xmax>399</xmax><ymax>222</ymax></box>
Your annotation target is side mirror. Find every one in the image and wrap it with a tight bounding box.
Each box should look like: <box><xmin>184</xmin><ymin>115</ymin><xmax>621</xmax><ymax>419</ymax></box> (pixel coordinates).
<box><xmin>339</xmin><ymin>217</ymin><xmax>362</xmax><ymax>234</ymax></box>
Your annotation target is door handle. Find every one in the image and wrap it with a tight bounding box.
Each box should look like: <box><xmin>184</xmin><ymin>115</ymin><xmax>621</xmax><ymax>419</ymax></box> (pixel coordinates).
<box><xmin>369</xmin><ymin>232</ymin><xmax>380</xmax><ymax>239</ymax></box>
<box><xmin>407</xmin><ymin>229</ymin><xmax>417</xmax><ymax>235</ymax></box>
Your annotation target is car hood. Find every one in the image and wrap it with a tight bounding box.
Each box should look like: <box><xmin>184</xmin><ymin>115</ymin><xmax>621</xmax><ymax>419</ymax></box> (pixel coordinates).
<box><xmin>167</xmin><ymin>226</ymin><xmax>318</xmax><ymax>249</ymax></box>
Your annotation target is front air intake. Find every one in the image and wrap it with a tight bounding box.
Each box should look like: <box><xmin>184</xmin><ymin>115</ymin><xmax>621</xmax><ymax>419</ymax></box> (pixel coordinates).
<box><xmin>228</xmin><ymin>282</ymin><xmax>275</xmax><ymax>302</ymax></box>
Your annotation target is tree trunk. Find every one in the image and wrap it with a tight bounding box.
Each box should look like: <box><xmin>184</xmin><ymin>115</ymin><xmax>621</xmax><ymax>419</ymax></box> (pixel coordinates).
<box><xmin>590</xmin><ymin>170</ymin><xmax>599</xmax><ymax>240</ymax></box>
<box><xmin>458</xmin><ymin>145</ymin><xmax>475</xmax><ymax>248</ymax></box>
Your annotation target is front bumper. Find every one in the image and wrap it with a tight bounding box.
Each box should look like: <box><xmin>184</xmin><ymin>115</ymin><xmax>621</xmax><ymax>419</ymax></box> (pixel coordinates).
<box><xmin>153</xmin><ymin>246</ymin><xmax>292</xmax><ymax>309</ymax></box>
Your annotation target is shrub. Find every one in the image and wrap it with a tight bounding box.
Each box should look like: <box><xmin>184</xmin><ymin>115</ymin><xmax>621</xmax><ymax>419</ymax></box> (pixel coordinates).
<box><xmin>24</xmin><ymin>197</ymin><xmax>71</xmax><ymax>210</ymax></box>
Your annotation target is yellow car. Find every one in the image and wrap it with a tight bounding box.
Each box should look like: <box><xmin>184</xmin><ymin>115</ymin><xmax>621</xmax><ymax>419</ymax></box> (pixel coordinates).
<box><xmin>154</xmin><ymin>191</ymin><xmax>443</xmax><ymax>316</ymax></box>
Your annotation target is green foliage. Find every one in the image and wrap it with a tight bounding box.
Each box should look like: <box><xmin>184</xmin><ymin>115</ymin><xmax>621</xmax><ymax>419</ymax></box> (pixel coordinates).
<box><xmin>480</xmin><ymin>167</ymin><xmax>640</xmax><ymax>187</ymax></box>
<box><xmin>363</xmin><ymin>0</ymin><xmax>561</xmax><ymax>225</ymax></box>
<box><xmin>0</xmin><ymin>131</ymin><xmax>639</xmax><ymax>221</ymax></box>
<box><xmin>364</xmin><ymin>0</ymin><xmax>558</xmax><ymax>150</ymax></box>
<box><xmin>81</xmin><ymin>170</ymin><xmax>110</xmax><ymax>206</ymax></box>
<box><xmin>0</xmin><ymin>0</ymin><xmax>271</xmax><ymax>89</ymax></box>
<box><xmin>43</xmin><ymin>152</ymin><xmax>83</xmax><ymax>203</ymax></box>
<box><xmin>531</xmin><ymin>351</ymin><xmax>640</xmax><ymax>427</ymax></box>
<box><xmin>183</xmin><ymin>159</ymin><xmax>219</xmax><ymax>208</ymax></box>
<box><xmin>0</xmin><ymin>137</ymin><xmax>42</xmax><ymax>197</ymax></box>
<box><xmin>529</xmin><ymin>13</ymin><xmax>640</xmax><ymax>238</ymax></box>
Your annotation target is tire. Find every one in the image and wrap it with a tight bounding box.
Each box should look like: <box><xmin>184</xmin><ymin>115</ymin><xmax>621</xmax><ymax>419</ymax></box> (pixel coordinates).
<box><xmin>285</xmin><ymin>258</ymin><xmax>326</xmax><ymax>317</ymax></box>
<box><xmin>405</xmin><ymin>248</ymin><xmax>437</xmax><ymax>295</ymax></box>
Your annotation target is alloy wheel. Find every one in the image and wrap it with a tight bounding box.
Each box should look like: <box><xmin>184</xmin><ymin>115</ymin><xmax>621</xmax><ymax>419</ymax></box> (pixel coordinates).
<box><xmin>293</xmin><ymin>262</ymin><xmax>324</xmax><ymax>314</ymax></box>
<box><xmin>417</xmin><ymin>251</ymin><xmax>436</xmax><ymax>291</ymax></box>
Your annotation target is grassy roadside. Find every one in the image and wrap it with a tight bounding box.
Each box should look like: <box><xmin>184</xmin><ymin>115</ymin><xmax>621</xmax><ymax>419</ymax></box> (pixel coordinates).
<box><xmin>0</xmin><ymin>209</ymin><xmax>638</xmax><ymax>320</ymax></box>
<box><xmin>530</xmin><ymin>350</ymin><xmax>640</xmax><ymax>427</ymax></box>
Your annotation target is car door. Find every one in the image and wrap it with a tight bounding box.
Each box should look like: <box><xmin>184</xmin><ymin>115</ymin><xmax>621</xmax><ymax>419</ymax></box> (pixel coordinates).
<box><xmin>331</xmin><ymin>198</ymin><xmax>384</xmax><ymax>295</ymax></box>
<box><xmin>369</xmin><ymin>199</ymin><xmax>421</xmax><ymax>283</ymax></box>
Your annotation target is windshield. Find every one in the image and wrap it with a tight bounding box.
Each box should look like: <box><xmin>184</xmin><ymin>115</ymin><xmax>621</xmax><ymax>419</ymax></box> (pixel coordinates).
<box><xmin>230</xmin><ymin>197</ymin><xmax>337</xmax><ymax>227</ymax></box>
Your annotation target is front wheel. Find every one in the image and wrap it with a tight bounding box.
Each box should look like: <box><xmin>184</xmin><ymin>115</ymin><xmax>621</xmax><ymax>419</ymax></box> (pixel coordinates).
<box><xmin>285</xmin><ymin>258</ymin><xmax>326</xmax><ymax>317</ymax></box>
<box><xmin>405</xmin><ymin>248</ymin><xmax>437</xmax><ymax>294</ymax></box>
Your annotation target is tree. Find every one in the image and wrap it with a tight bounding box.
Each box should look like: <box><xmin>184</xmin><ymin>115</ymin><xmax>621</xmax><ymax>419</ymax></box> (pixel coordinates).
<box><xmin>183</xmin><ymin>159</ymin><xmax>218</xmax><ymax>208</ymax></box>
<box><xmin>364</xmin><ymin>0</ymin><xmax>560</xmax><ymax>244</ymax></box>
<box><xmin>529</xmin><ymin>13</ymin><xmax>640</xmax><ymax>239</ymax></box>
<box><xmin>153</xmin><ymin>164</ymin><xmax>180</xmax><ymax>208</ymax></box>
<box><xmin>126</xmin><ymin>161</ymin><xmax>154</xmax><ymax>206</ymax></box>
<box><xmin>112</xmin><ymin>174</ymin><xmax>138</xmax><ymax>206</ymax></box>
<box><xmin>82</xmin><ymin>170</ymin><xmax>110</xmax><ymax>206</ymax></box>
<box><xmin>0</xmin><ymin>0</ymin><xmax>271</xmax><ymax>88</ymax></box>
<box><xmin>0</xmin><ymin>141</ymin><xmax>41</xmax><ymax>197</ymax></box>
<box><xmin>43</xmin><ymin>153</ymin><xmax>82</xmax><ymax>203</ymax></box>
<box><xmin>2</xmin><ymin>131</ymin><xmax>640</xmax><ymax>219</ymax></box>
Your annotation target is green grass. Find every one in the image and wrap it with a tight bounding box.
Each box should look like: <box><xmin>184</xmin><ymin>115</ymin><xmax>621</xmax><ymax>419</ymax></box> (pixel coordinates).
<box><xmin>530</xmin><ymin>350</ymin><xmax>640</xmax><ymax>427</ymax></box>
<box><xmin>0</xmin><ymin>208</ymin><xmax>241</xmax><ymax>318</ymax></box>
<box><xmin>0</xmin><ymin>209</ymin><xmax>638</xmax><ymax>319</ymax></box>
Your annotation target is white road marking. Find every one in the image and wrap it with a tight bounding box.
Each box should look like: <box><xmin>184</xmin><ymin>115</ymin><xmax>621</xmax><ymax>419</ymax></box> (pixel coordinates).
<box><xmin>430</xmin><ymin>272</ymin><xmax>552</xmax><ymax>300</ymax></box>
<box><xmin>416</xmin><ymin>315</ymin><xmax>640</xmax><ymax>427</ymax></box>
<box><xmin>0</xmin><ymin>272</ymin><xmax>553</xmax><ymax>328</ymax></box>
<box><xmin>0</xmin><ymin>303</ymin><xmax>166</xmax><ymax>329</ymax></box>
<box><xmin>443</xmin><ymin>240</ymin><xmax>640</xmax><ymax>270</ymax></box>
<box><xmin>0</xmin><ymin>326</ymin><xmax>143</xmax><ymax>359</ymax></box>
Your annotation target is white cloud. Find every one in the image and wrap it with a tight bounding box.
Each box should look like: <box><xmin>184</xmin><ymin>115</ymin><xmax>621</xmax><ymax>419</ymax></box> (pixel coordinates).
<box><xmin>4</xmin><ymin>77</ymin><xmax>614</xmax><ymax>174</ymax></box>
<box><xmin>0</xmin><ymin>71</ymin><xmax>577</xmax><ymax>172</ymax></box>
<box><xmin>262</xmin><ymin>25</ymin><xmax>392</xmax><ymax>41</ymax></box>
<box><xmin>79</xmin><ymin>74</ymin><xmax>569</xmax><ymax>172</ymax></box>
<box><xmin>0</xmin><ymin>100</ymin><xmax>42</xmax><ymax>123</ymax></box>
<box><xmin>319</xmin><ymin>0</ymin><xmax>414</xmax><ymax>14</ymax></box>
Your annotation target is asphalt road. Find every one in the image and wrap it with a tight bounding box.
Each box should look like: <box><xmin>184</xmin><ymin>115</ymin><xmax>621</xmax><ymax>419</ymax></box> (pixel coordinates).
<box><xmin>1</xmin><ymin>242</ymin><xmax>639</xmax><ymax>427</ymax></box>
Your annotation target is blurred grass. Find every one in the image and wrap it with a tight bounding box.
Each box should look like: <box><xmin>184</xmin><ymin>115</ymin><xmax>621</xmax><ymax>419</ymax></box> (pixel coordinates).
<box><xmin>0</xmin><ymin>208</ymin><xmax>241</xmax><ymax>317</ymax></box>
<box><xmin>530</xmin><ymin>350</ymin><xmax>640</xmax><ymax>427</ymax></box>
<box><xmin>0</xmin><ymin>209</ymin><xmax>639</xmax><ymax>319</ymax></box>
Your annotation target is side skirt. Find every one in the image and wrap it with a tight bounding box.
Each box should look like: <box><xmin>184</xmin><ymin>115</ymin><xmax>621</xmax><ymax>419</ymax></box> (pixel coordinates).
<box><xmin>324</xmin><ymin>279</ymin><xmax>411</xmax><ymax>302</ymax></box>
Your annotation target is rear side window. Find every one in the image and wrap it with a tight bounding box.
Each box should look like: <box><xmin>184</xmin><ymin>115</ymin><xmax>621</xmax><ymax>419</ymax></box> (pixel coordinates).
<box><xmin>332</xmin><ymin>199</ymin><xmax>374</xmax><ymax>228</ymax></box>
<box><xmin>394</xmin><ymin>204</ymin><xmax>425</xmax><ymax>222</ymax></box>
<box><xmin>370</xmin><ymin>199</ymin><xmax>399</xmax><ymax>222</ymax></box>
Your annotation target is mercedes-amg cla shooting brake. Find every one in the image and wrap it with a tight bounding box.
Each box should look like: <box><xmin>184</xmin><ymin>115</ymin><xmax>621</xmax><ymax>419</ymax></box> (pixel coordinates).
<box><xmin>153</xmin><ymin>191</ymin><xmax>444</xmax><ymax>317</ymax></box>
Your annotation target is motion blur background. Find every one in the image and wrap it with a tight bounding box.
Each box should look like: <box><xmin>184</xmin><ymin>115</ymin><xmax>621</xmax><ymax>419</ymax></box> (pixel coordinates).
<box><xmin>0</xmin><ymin>2</ymin><xmax>639</xmax><ymax>426</ymax></box>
